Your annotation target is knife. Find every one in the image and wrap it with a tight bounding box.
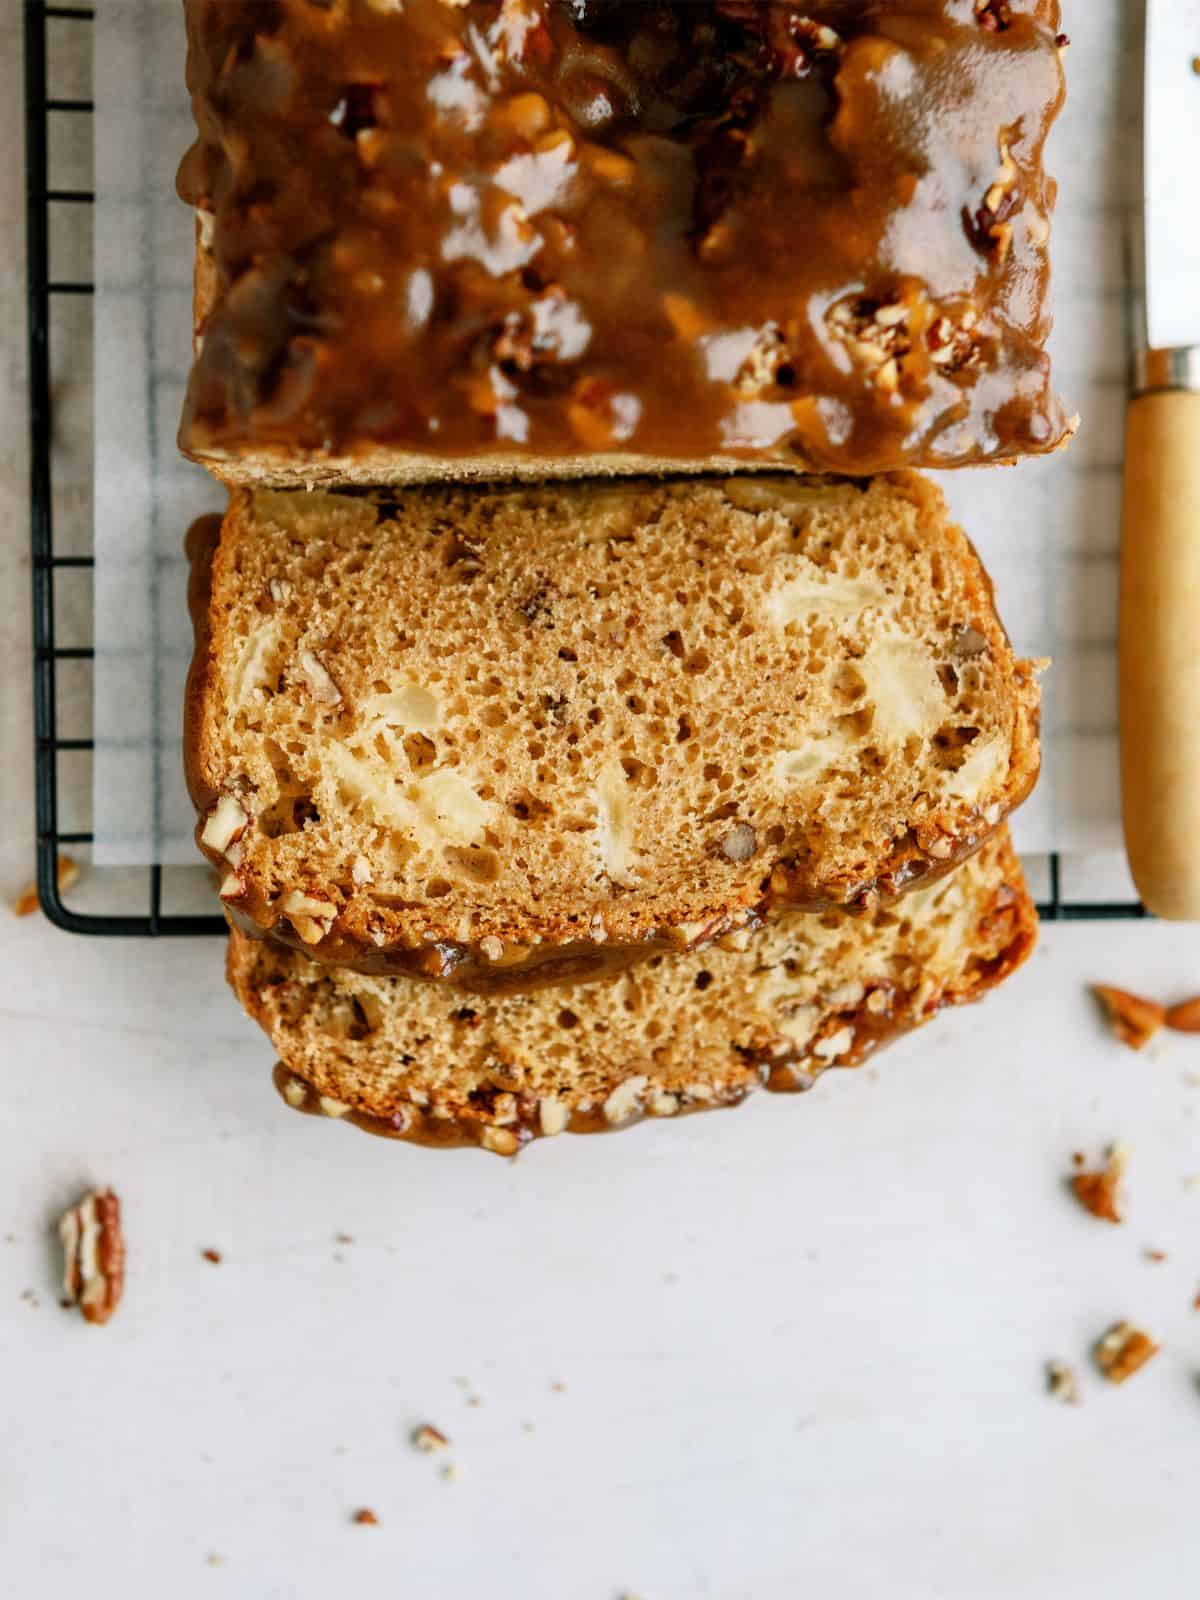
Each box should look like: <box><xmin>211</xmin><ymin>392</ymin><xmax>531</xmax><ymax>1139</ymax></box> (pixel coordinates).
<box><xmin>1119</xmin><ymin>0</ymin><xmax>1200</xmax><ymax>919</ymax></box>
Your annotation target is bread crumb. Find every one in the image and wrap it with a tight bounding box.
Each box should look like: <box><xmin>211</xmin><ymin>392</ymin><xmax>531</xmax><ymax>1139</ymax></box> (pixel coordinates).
<box><xmin>352</xmin><ymin>1508</ymin><xmax>379</xmax><ymax>1526</ymax></box>
<box><xmin>1068</xmin><ymin>1144</ymin><xmax>1127</xmax><ymax>1224</ymax></box>
<box><xmin>201</xmin><ymin>1248</ymin><xmax>222</xmax><ymax>1264</ymax></box>
<box><xmin>1093</xmin><ymin>1321</ymin><xmax>1159</xmax><ymax>1384</ymax></box>
<box><xmin>1045</xmin><ymin>1361</ymin><xmax>1080</xmax><ymax>1405</ymax></box>
<box><xmin>441</xmin><ymin>1462</ymin><xmax>461</xmax><ymax>1483</ymax></box>
<box><xmin>1144</xmin><ymin>1248</ymin><xmax>1167</xmax><ymax>1263</ymax></box>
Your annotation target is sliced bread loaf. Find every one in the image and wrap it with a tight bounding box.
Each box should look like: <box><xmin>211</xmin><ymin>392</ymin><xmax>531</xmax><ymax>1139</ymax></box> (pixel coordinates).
<box><xmin>188</xmin><ymin>475</ymin><xmax>1041</xmax><ymax>990</ymax></box>
<box><xmin>228</xmin><ymin>829</ymin><xmax>1037</xmax><ymax>1154</ymax></box>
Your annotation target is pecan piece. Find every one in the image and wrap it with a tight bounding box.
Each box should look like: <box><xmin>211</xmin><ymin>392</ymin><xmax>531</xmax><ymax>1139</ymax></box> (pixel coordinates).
<box><xmin>412</xmin><ymin>1423</ymin><xmax>450</xmax><ymax>1453</ymax></box>
<box><xmin>1092</xmin><ymin>985</ymin><xmax>1165</xmax><ymax>1051</ymax></box>
<box><xmin>974</xmin><ymin>1</ymin><xmax>1012</xmax><ymax>30</ymax></box>
<box><xmin>13</xmin><ymin>854</ymin><xmax>79</xmax><ymax>916</ymax></box>
<box><xmin>1045</xmin><ymin>1361</ymin><xmax>1080</xmax><ymax>1406</ymax></box>
<box><xmin>1068</xmin><ymin>1144</ymin><xmax>1127</xmax><ymax>1225</ymax></box>
<box><xmin>1165</xmin><ymin>996</ymin><xmax>1200</xmax><ymax>1033</ymax></box>
<box><xmin>58</xmin><ymin>1188</ymin><xmax>125</xmax><ymax>1326</ymax></box>
<box><xmin>1093</xmin><ymin>1321</ymin><xmax>1159</xmax><ymax>1384</ymax></box>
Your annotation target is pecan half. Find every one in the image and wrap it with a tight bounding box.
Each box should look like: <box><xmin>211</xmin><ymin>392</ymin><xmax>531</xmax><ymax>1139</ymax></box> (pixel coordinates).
<box><xmin>58</xmin><ymin>1188</ymin><xmax>125</xmax><ymax>1326</ymax></box>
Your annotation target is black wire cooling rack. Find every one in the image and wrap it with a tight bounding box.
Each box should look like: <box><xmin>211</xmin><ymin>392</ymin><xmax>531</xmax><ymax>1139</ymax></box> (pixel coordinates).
<box><xmin>25</xmin><ymin>0</ymin><xmax>224</xmax><ymax>936</ymax></box>
<box><xmin>23</xmin><ymin>0</ymin><xmax>1146</xmax><ymax>935</ymax></box>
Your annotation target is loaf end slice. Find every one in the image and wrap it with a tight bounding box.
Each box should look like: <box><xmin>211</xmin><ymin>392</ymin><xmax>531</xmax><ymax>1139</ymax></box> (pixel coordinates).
<box><xmin>228</xmin><ymin>830</ymin><xmax>1037</xmax><ymax>1154</ymax></box>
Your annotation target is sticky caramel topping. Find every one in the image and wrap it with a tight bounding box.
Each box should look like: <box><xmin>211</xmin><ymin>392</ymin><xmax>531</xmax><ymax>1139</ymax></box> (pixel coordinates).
<box><xmin>178</xmin><ymin>0</ymin><xmax>1068</xmax><ymax>474</ymax></box>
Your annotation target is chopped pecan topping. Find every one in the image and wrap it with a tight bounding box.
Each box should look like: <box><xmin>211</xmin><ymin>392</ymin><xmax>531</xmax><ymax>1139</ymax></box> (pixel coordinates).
<box><xmin>974</xmin><ymin>1</ymin><xmax>1013</xmax><ymax>29</ymax></box>
<box><xmin>179</xmin><ymin>0</ymin><xmax>1070</xmax><ymax>475</ymax></box>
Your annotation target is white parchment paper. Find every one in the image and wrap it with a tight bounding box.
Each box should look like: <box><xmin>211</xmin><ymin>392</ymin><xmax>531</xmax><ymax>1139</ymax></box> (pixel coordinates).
<box><xmin>92</xmin><ymin>0</ymin><xmax>1136</xmax><ymax>866</ymax></box>
<box><xmin>93</xmin><ymin>0</ymin><xmax>215</xmax><ymax>865</ymax></box>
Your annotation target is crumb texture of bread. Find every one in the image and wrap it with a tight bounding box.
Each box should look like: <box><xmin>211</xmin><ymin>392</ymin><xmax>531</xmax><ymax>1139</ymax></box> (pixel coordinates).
<box><xmin>228</xmin><ymin>831</ymin><xmax>1037</xmax><ymax>1152</ymax></box>
<box><xmin>187</xmin><ymin>476</ymin><xmax>1040</xmax><ymax>983</ymax></box>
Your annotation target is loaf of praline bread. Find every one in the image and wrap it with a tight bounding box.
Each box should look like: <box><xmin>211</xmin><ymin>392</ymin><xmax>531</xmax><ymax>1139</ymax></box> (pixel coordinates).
<box><xmin>228</xmin><ymin>829</ymin><xmax>1038</xmax><ymax>1154</ymax></box>
<box><xmin>177</xmin><ymin>0</ymin><xmax>1072</xmax><ymax>487</ymax></box>
<box><xmin>186</xmin><ymin>474</ymin><xmax>1041</xmax><ymax>990</ymax></box>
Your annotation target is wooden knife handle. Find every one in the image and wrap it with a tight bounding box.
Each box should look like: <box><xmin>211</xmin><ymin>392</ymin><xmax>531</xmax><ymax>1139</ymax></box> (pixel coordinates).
<box><xmin>1120</xmin><ymin>389</ymin><xmax>1200</xmax><ymax>919</ymax></box>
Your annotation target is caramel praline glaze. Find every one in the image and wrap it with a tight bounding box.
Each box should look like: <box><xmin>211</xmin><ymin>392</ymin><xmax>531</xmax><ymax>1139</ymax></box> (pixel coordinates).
<box><xmin>178</xmin><ymin>0</ymin><xmax>1070</xmax><ymax>478</ymax></box>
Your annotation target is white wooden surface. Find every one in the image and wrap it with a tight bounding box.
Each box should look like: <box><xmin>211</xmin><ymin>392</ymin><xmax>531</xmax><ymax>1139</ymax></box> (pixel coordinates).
<box><xmin>4</xmin><ymin>6</ymin><xmax>1200</xmax><ymax>1594</ymax></box>
<box><xmin>4</xmin><ymin>912</ymin><xmax>1200</xmax><ymax>1598</ymax></box>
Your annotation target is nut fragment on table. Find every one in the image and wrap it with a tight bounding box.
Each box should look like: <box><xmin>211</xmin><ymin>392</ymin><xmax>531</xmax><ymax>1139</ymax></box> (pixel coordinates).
<box><xmin>1045</xmin><ymin>1361</ymin><xmax>1080</xmax><ymax>1405</ymax></box>
<box><xmin>1093</xmin><ymin>1321</ymin><xmax>1159</xmax><ymax>1384</ymax></box>
<box><xmin>13</xmin><ymin>854</ymin><xmax>80</xmax><ymax>917</ymax></box>
<box><xmin>411</xmin><ymin>1423</ymin><xmax>449</xmax><ymax>1453</ymax></box>
<box><xmin>1165</xmin><ymin>995</ymin><xmax>1200</xmax><ymax>1033</ymax></box>
<box><xmin>1068</xmin><ymin>1144</ymin><xmax>1128</xmax><ymax>1225</ymax></box>
<box><xmin>58</xmin><ymin>1188</ymin><xmax>125</xmax><ymax>1326</ymax></box>
<box><xmin>1092</xmin><ymin>985</ymin><xmax>1166</xmax><ymax>1050</ymax></box>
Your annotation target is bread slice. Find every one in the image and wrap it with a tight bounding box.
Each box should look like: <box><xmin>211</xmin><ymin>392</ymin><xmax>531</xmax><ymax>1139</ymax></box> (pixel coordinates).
<box><xmin>177</xmin><ymin>0</ymin><xmax>1072</xmax><ymax>486</ymax></box>
<box><xmin>187</xmin><ymin>474</ymin><xmax>1040</xmax><ymax>990</ymax></box>
<box><xmin>228</xmin><ymin>829</ymin><xmax>1037</xmax><ymax>1154</ymax></box>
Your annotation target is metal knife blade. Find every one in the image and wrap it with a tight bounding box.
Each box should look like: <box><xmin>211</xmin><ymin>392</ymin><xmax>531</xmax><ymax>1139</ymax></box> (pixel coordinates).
<box><xmin>1144</xmin><ymin>0</ymin><xmax>1200</xmax><ymax>351</ymax></box>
